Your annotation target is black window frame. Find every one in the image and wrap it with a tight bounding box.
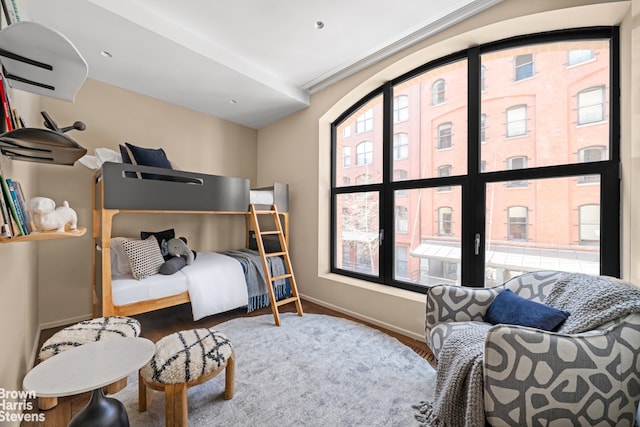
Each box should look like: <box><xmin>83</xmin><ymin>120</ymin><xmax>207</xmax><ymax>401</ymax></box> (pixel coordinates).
<box><xmin>330</xmin><ymin>27</ymin><xmax>620</xmax><ymax>293</ymax></box>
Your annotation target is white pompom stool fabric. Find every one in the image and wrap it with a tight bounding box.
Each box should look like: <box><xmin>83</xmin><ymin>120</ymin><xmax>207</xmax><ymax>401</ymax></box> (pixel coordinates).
<box><xmin>37</xmin><ymin>316</ymin><xmax>141</xmax><ymax>410</ymax></box>
<box><xmin>138</xmin><ymin>328</ymin><xmax>235</xmax><ymax>427</ymax></box>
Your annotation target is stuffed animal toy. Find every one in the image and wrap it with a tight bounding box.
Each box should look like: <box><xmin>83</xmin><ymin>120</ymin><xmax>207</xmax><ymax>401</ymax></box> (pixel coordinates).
<box><xmin>167</xmin><ymin>237</ymin><xmax>194</xmax><ymax>265</ymax></box>
<box><xmin>28</xmin><ymin>197</ymin><xmax>78</xmax><ymax>232</ymax></box>
<box><xmin>159</xmin><ymin>237</ymin><xmax>197</xmax><ymax>275</ymax></box>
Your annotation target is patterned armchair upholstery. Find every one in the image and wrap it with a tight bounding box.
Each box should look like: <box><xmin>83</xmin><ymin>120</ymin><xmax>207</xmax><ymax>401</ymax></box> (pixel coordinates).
<box><xmin>425</xmin><ymin>270</ymin><xmax>640</xmax><ymax>427</ymax></box>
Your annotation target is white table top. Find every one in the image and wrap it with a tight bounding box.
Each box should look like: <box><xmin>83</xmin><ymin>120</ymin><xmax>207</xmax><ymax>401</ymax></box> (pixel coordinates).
<box><xmin>23</xmin><ymin>337</ymin><xmax>155</xmax><ymax>397</ymax></box>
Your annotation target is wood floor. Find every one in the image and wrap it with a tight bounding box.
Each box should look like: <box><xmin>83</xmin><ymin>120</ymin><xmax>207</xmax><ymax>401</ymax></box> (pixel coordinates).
<box><xmin>22</xmin><ymin>299</ymin><xmax>435</xmax><ymax>426</ymax></box>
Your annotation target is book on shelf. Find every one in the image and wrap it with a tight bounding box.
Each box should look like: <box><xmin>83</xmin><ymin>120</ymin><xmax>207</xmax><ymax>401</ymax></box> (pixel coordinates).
<box><xmin>0</xmin><ymin>182</ymin><xmax>12</xmax><ymax>238</ymax></box>
<box><xmin>0</xmin><ymin>176</ymin><xmax>26</xmax><ymax>236</ymax></box>
<box><xmin>9</xmin><ymin>179</ymin><xmax>31</xmax><ymax>234</ymax></box>
<box><xmin>0</xmin><ymin>72</ymin><xmax>13</xmax><ymax>133</ymax></box>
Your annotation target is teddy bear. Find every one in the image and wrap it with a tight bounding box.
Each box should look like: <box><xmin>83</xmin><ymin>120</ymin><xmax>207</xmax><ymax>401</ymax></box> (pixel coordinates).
<box><xmin>159</xmin><ymin>237</ymin><xmax>197</xmax><ymax>275</ymax></box>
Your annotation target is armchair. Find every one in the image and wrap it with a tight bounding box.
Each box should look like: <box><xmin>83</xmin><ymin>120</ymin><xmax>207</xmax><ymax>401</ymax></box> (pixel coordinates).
<box><xmin>425</xmin><ymin>270</ymin><xmax>640</xmax><ymax>426</ymax></box>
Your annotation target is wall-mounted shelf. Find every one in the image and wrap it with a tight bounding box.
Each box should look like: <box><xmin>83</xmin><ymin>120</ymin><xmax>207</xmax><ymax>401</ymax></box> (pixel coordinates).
<box><xmin>0</xmin><ymin>127</ymin><xmax>87</xmax><ymax>165</ymax></box>
<box><xmin>0</xmin><ymin>226</ymin><xmax>86</xmax><ymax>243</ymax></box>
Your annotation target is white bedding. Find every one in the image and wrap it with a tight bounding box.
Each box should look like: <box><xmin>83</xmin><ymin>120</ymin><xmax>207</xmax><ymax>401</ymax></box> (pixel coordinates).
<box><xmin>111</xmin><ymin>252</ymin><xmax>248</xmax><ymax>320</ymax></box>
<box><xmin>249</xmin><ymin>189</ymin><xmax>274</xmax><ymax>205</ymax></box>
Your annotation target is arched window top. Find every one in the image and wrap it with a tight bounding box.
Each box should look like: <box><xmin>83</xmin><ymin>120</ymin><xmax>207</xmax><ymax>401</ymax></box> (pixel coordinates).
<box><xmin>432</xmin><ymin>79</ymin><xmax>445</xmax><ymax>105</ymax></box>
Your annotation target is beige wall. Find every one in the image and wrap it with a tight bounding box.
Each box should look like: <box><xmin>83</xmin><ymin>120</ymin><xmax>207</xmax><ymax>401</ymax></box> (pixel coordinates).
<box><xmin>258</xmin><ymin>0</ymin><xmax>637</xmax><ymax>340</ymax></box>
<box><xmin>0</xmin><ymin>90</ymin><xmax>40</xmax><ymax>416</ymax></box>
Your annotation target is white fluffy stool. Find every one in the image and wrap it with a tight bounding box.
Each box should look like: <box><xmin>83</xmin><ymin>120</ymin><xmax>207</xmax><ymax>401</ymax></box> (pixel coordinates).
<box><xmin>38</xmin><ymin>316</ymin><xmax>141</xmax><ymax>409</ymax></box>
<box><xmin>138</xmin><ymin>328</ymin><xmax>235</xmax><ymax>427</ymax></box>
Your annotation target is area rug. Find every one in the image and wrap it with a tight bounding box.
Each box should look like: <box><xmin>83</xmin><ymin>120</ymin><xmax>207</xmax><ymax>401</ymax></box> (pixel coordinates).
<box><xmin>113</xmin><ymin>313</ymin><xmax>436</xmax><ymax>426</ymax></box>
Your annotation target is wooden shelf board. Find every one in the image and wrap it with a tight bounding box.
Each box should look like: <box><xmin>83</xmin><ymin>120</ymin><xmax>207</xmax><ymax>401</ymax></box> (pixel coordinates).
<box><xmin>0</xmin><ymin>226</ymin><xmax>86</xmax><ymax>243</ymax></box>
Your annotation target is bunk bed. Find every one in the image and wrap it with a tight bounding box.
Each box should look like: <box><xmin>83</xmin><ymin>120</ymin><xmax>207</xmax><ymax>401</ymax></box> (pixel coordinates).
<box><xmin>92</xmin><ymin>162</ymin><xmax>300</xmax><ymax>324</ymax></box>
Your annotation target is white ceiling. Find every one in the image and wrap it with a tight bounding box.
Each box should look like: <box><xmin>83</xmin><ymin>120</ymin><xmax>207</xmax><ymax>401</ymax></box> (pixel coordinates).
<box><xmin>22</xmin><ymin>0</ymin><xmax>501</xmax><ymax>129</ymax></box>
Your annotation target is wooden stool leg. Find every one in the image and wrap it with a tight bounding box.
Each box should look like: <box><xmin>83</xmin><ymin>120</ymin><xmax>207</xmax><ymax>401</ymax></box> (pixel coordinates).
<box><xmin>224</xmin><ymin>353</ymin><xmax>235</xmax><ymax>400</ymax></box>
<box><xmin>165</xmin><ymin>383</ymin><xmax>188</xmax><ymax>427</ymax></box>
<box><xmin>37</xmin><ymin>396</ymin><xmax>57</xmax><ymax>410</ymax></box>
<box><xmin>138</xmin><ymin>371</ymin><xmax>150</xmax><ymax>412</ymax></box>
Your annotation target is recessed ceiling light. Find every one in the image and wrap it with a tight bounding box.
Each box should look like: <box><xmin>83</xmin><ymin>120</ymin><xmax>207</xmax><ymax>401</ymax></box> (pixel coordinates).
<box><xmin>315</xmin><ymin>21</ymin><xmax>324</xmax><ymax>30</ymax></box>
<box><xmin>100</xmin><ymin>51</ymin><xmax>112</xmax><ymax>58</ymax></box>
<box><xmin>229</xmin><ymin>99</ymin><xmax>237</xmax><ymax>104</ymax></box>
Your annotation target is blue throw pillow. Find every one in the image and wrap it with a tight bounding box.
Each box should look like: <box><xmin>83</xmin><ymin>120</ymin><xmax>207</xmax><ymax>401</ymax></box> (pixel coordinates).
<box><xmin>124</xmin><ymin>142</ymin><xmax>172</xmax><ymax>169</ymax></box>
<box><xmin>484</xmin><ymin>289</ymin><xmax>569</xmax><ymax>331</ymax></box>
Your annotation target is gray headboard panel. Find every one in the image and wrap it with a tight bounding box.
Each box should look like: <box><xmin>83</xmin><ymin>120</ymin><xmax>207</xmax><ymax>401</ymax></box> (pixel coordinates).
<box><xmin>97</xmin><ymin>162</ymin><xmax>250</xmax><ymax>211</ymax></box>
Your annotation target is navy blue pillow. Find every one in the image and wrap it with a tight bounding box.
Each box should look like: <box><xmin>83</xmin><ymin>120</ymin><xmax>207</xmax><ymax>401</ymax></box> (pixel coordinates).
<box><xmin>484</xmin><ymin>289</ymin><xmax>569</xmax><ymax>331</ymax></box>
<box><xmin>125</xmin><ymin>142</ymin><xmax>172</xmax><ymax>169</ymax></box>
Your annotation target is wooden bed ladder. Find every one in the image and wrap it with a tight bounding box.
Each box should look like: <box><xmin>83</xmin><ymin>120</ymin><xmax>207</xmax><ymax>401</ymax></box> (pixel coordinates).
<box><xmin>249</xmin><ymin>204</ymin><xmax>304</xmax><ymax>326</ymax></box>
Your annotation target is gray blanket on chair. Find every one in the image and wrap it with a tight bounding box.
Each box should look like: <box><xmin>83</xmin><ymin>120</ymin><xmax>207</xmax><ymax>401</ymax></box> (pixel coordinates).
<box><xmin>544</xmin><ymin>272</ymin><xmax>640</xmax><ymax>334</ymax></box>
<box><xmin>414</xmin><ymin>324</ymin><xmax>490</xmax><ymax>427</ymax></box>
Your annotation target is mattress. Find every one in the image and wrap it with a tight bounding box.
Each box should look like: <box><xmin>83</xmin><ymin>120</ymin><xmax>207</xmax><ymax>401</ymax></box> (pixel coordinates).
<box><xmin>111</xmin><ymin>252</ymin><xmax>249</xmax><ymax>320</ymax></box>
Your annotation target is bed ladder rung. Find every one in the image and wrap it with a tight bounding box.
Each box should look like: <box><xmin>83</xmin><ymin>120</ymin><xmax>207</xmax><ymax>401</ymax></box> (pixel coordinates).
<box><xmin>249</xmin><ymin>203</ymin><xmax>304</xmax><ymax>326</ymax></box>
<box><xmin>265</xmin><ymin>251</ymin><xmax>287</xmax><ymax>257</ymax></box>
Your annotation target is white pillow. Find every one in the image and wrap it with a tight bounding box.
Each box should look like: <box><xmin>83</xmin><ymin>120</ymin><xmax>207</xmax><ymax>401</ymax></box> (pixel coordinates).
<box><xmin>122</xmin><ymin>236</ymin><xmax>165</xmax><ymax>280</ymax></box>
<box><xmin>110</xmin><ymin>237</ymin><xmax>133</xmax><ymax>277</ymax></box>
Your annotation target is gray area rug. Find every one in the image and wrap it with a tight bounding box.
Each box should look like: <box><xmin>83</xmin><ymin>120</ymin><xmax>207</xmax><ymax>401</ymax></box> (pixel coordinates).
<box><xmin>113</xmin><ymin>313</ymin><xmax>436</xmax><ymax>426</ymax></box>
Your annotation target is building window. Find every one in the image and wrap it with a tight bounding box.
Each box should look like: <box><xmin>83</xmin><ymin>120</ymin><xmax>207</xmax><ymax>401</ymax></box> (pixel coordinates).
<box><xmin>356</xmin><ymin>109</ymin><xmax>373</xmax><ymax>133</ymax></box>
<box><xmin>396</xmin><ymin>246</ymin><xmax>408</xmax><ymax>278</ymax></box>
<box><xmin>480</xmin><ymin>114</ymin><xmax>487</xmax><ymax>143</ymax></box>
<box><xmin>396</xmin><ymin>206</ymin><xmax>408</xmax><ymax>233</ymax></box>
<box><xmin>343</xmin><ymin>146</ymin><xmax>351</xmax><ymax>168</ymax></box>
<box><xmin>342</xmin><ymin>176</ymin><xmax>351</xmax><ymax>186</ymax></box>
<box><xmin>355</xmin><ymin>174</ymin><xmax>372</xmax><ymax>185</ymax></box>
<box><xmin>393</xmin><ymin>133</ymin><xmax>409</xmax><ymax>160</ymax></box>
<box><xmin>568</xmin><ymin>49</ymin><xmax>594</xmax><ymax>66</ymax></box>
<box><xmin>579</xmin><ymin>204</ymin><xmax>600</xmax><ymax>244</ymax></box>
<box><xmin>438</xmin><ymin>207</ymin><xmax>453</xmax><ymax>236</ymax></box>
<box><xmin>432</xmin><ymin>79</ymin><xmax>445</xmax><ymax>105</ymax></box>
<box><xmin>343</xmin><ymin>125</ymin><xmax>351</xmax><ymax>138</ymax></box>
<box><xmin>356</xmin><ymin>141</ymin><xmax>373</xmax><ymax>165</ymax></box>
<box><xmin>578</xmin><ymin>146</ymin><xmax>605</xmax><ymax>183</ymax></box>
<box><xmin>506</xmin><ymin>156</ymin><xmax>528</xmax><ymax>187</ymax></box>
<box><xmin>394</xmin><ymin>170</ymin><xmax>408</xmax><ymax>196</ymax></box>
<box><xmin>578</xmin><ymin>86</ymin><xmax>605</xmax><ymax>125</ymax></box>
<box><xmin>481</xmin><ymin>66</ymin><xmax>487</xmax><ymax>91</ymax></box>
<box><xmin>514</xmin><ymin>54</ymin><xmax>533</xmax><ymax>81</ymax></box>
<box><xmin>437</xmin><ymin>122</ymin><xmax>452</xmax><ymax>149</ymax></box>
<box><xmin>506</xmin><ymin>105</ymin><xmax>527</xmax><ymax>137</ymax></box>
<box><xmin>437</xmin><ymin>165</ymin><xmax>452</xmax><ymax>192</ymax></box>
<box><xmin>394</xmin><ymin>95</ymin><xmax>409</xmax><ymax>123</ymax></box>
<box><xmin>508</xmin><ymin>206</ymin><xmax>528</xmax><ymax>241</ymax></box>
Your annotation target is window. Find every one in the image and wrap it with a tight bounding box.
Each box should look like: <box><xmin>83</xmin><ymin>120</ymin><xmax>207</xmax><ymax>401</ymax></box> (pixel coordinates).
<box><xmin>506</xmin><ymin>105</ymin><xmax>527</xmax><ymax>137</ymax></box>
<box><xmin>342</xmin><ymin>177</ymin><xmax>351</xmax><ymax>186</ymax></box>
<box><xmin>343</xmin><ymin>146</ymin><xmax>351</xmax><ymax>167</ymax></box>
<box><xmin>578</xmin><ymin>146</ymin><xmax>606</xmax><ymax>183</ymax></box>
<box><xmin>568</xmin><ymin>49</ymin><xmax>594</xmax><ymax>66</ymax></box>
<box><xmin>356</xmin><ymin>109</ymin><xmax>373</xmax><ymax>133</ymax></box>
<box><xmin>396</xmin><ymin>206</ymin><xmax>408</xmax><ymax>233</ymax></box>
<box><xmin>514</xmin><ymin>54</ymin><xmax>533</xmax><ymax>80</ymax></box>
<box><xmin>579</xmin><ymin>204</ymin><xmax>600</xmax><ymax>244</ymax></box>
<box><xmin>506</xmin><ymin>156</ymin><xmax>528</xmax><ymax>187</ymax></box>
<box><xmin>332</xmin><ymin>29</ymin><xmax>619</xmax><ymax>293</ymax></box>
<box><xmin>437</xmin><ymin>123</ymin><xmax>452</xmax><ymax>149</ymax></box>
<box><xmin>508</xmin><ymin>206</ymin><xmax>528</xmax><ymax>241</ymax></box>
<box><xmin>393</xmin><ymin>133</ymin><xmax>409</xmax><ymax>160</ymax></box>
<box><xmin>438</xmin><ymin>207</ymin><xmax>453</xmax><ymax>236</ymax></box>
<box><xmin>432</xmin><ymin>79</ymin><xmax>445</xmax><ymax>105</ymax></box>
<box><xmin>481</xmin><ymin>66</ymin><xmax>487</xmax><ymax>91</ymax></box>
<box><xmin>343</xmin><ymin>125</ymin><xmax>351</xmax><ymax>138</ymax></box>
<box><xmin>355</xmin><ymin>141</ymin><xmax>373</xmax><ymax>165</ymax></box>
<box><xmin>578</xmin><ymin>86</ymin><xmax>605</xmax><ymax>125</ymax></box>
<box><xmin>394</xmin><ymin>96</ymin><xmax>409</xmax><ymax>123</ymax></box>
<box><xmin>437</xmin><ymin>165</ymin><xmax>452</xmax><ymax>192</ymax></box>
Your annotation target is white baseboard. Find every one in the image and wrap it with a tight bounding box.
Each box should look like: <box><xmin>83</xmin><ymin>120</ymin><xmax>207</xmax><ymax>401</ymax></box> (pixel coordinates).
<box><xmin>39</xmin><ymin>313</ymin><xmax>92</xmax><ymax>331</ymax></box>
<box><xmin>300</xmin><ymin>293</ymin><xmax>425</xmax><ymax>342</ymax></box>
